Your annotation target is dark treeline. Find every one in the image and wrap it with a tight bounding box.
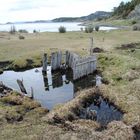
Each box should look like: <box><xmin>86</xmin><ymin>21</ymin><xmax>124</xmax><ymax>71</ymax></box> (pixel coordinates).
<box><xmin>112</xmin><ymin>0</ymin><xmax>140</xmax><ymax>18</ymax></box>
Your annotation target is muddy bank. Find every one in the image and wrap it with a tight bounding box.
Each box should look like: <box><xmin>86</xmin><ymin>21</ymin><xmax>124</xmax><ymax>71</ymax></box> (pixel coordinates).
<box><xmin>0</xmin><ymin>59</ymin><xmax>42</xmax><ymax>73</ymax></box>
<box><xmin>0</xmin><ymin>82</ymin><xmax>12</xmax><ymax>97</ymax></box>
<box><xmin>46</xmin><ymin>87</ymin><xmax>124</xmax><ymax>126</ymax></box>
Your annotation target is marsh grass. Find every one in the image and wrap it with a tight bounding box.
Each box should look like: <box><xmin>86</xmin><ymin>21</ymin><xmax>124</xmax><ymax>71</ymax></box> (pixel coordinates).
<box><xmin>0</xmin><ymin>29</ymin><xmax>140</xmax><ymax>139</ymax></box>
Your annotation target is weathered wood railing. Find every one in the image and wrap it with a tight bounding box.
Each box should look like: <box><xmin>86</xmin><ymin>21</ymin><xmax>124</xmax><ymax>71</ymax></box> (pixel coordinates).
<box><xmin>72</xmin><ymin>56</ymin><xmax>96</xmax><ymax>80</ymax></box>
<box><xmin>51</xmin><ymin>51</ymin><xmax>62</xmax><ymax>71</ymax></box>
<box><xmin>65</xmin><ymin>51</ymin><xmax>80</xmax><ymax>68</ymax></box>
<box><xmin>42</xmin><ymin>50</ymin><xmax>96</xmax><ymax>80</ymax></box>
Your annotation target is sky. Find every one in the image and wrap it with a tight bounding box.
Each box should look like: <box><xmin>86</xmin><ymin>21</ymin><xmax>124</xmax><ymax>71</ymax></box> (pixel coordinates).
<box><xmin>0</xmin><ymin>0</ymin><xmax>131</xmax><ymax>23</ymax></box>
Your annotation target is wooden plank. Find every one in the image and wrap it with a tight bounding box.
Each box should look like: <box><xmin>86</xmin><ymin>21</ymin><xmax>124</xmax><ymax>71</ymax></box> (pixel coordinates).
<box><xmin>72</xmin><ymin>55</ymin><xmax>97</xmax><ymax>80</ymax></box>
<box><xmin>90</xmin><ymin>37</ymin><xmax>93</xmax><ymax>55</ymax></box>
<box><xmin>17</xmin><ymin>79</ymin><xmax>27</xmax><ymax>94</ymax></box>
<box><xmin>51</xmin><ymin>51</ymin><xmax>62</xmax><ymax>71</ymax></box>
<box><xmin>42</xmin><ymin>53</ymin><xmax>47</xmax><ymax>73</ymax></box>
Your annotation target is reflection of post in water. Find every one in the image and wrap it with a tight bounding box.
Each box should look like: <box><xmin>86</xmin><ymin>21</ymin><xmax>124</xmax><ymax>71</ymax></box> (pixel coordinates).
<box><xmin>52</xmin><ymin>72</ymin><xmax>63</xmax><ymax>89</ymax></box>
<box><xmin>65</xmin><ymin>69</ymin><xmax>73</xmax><ymax>82</ymax></box>
<box><xmin>43</xmin><ymin>73</ymin><xmax>49</xmax><ymax>91</ymax></box>
<box><xmin>73</xmin><ymin>74</ymin><xmax>96</xmax><ymax>96</ymax></box>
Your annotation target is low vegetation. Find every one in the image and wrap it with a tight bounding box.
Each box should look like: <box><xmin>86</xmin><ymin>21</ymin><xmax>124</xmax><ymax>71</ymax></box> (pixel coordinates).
<box><xmin>0</xmin><ymin>27</ymin><xmax>140</xmax><ymax>139</ymax></box>
<box><xmin>58</xmin><ymin>26</ymin><xmax>66</xmax><ymax>33</ymax></box>
<box><xmin>85</xmin><ymin>26</ymin><xmax>93</xmax><ymax>33</ymax></box>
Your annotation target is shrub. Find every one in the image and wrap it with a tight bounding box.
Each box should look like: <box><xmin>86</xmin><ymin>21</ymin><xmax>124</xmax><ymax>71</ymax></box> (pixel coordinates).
<box><xmin>131</xmin><ymin>20</ymin><xmax>137</xmax><ymax>25</ymax></box>
<box><xmin>18</xmin><ymin>29</ymin><xmax>28</xmax><ymax>33</ymax></box>
<box><xmin>95</xmin><ymin>26</ymin><xmax>100</xmax><ymax>31</ymax></box>
<box><xmin>33</xmin><ymin>29</ymin><xmax>38</xmax><ymax>33</ymax></box>
<box><xmin>133</xmin><ymin>25</ymin><xmax>140</xmax><ymax>31</ymax></box>
<box><xmin>19</xmin><ymin>35</ymin><xmax>25</xmax><ymax>40</ymax></box>
<box><xmin>58</xmin><ymin>26</ymin><xmax>66</xmax><ymax>33</ymax></box>
<box><xmin>85</xmin><ymin>26</ymin><xmax>93</xmax><ymax>33</ymax></box>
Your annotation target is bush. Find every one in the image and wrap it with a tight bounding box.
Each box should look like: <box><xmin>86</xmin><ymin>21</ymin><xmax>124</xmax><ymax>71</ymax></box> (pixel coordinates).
<box><xmin>33</xmin><ymin>29</ymin><xmax>38</xmax><ymax>33</ymax></box>
<box><xmin>58</xmin><ymin>26</ymin><xmax>66</xmax><ymax>33</ymax></box>
<box><xmin>19</xmin><ymin>35</ymin><xmax>25</xmax><ymax>40</ymax></box>
<box><xmin>95</xmin><ymin>26</ymin><xmax>100</xmax><ymax>31</ymax></box>
<box><xmin>133</xmin><ymin>25</ymin><xmax>140</xmax><ymax>31</ymax></box>
<box><xmin>85</xmin><ymin>26</ymin><xmax>93</xmax><ymax>33</ymax></box>
<box><xmin>18</xmin><ymin>29</ymin><xmax>28</xmax><ymax>33</ymax></box>
<box><xmin>131</xmin><ymin>20</ymin><xmax>137</xmax><ymax>25</ymax></box>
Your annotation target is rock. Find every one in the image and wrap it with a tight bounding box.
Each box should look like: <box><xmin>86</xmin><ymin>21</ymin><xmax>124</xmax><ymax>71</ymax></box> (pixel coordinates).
<box><xmin>0</xmin><ymin>87</ymin><xmax>4</xmax><ymax>92</ymax></box>
<box><xmin>35</xmin><ymin>69</ymin><xmax>39</xmax><ymax>73</ymax></box>
<box><xmin>93</xmin><ymin>47</ymin><xmax>104</xmax><ymax>53</ymax></box>
<box><xmin>128</xmin><ymin>4</ymin><xmax>140</xmax><ymax>20</ymax></box>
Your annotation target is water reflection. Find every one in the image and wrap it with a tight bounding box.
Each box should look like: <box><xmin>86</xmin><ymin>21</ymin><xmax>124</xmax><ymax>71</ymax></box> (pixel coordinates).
<box><xmin>80</xmin><ymin>94</ymin><xmax>123</xmax><ymax>126</ymax></box>
<box><xmin>52</xmin><ymin>72</ymin><xmax>63</xmax><ymax>89</ymax></box>
<box><xmin>0</xmin><ymin>67</ymin><xmax>96</xmax><ymax>109</ymax></box>
<box><xmin>43</xmin><ymin>74</ymin><xmax>49</xmax><ymax>91</ymax></box>
<box><xmin>42</xmin><ymin>68</ymin><xmax>96</xmax><ymax>95</ymax></box>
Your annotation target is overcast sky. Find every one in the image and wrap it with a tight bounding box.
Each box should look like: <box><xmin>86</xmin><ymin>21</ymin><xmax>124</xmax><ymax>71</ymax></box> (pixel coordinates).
<box><xmin>0</xmin><ymin>0</ymin><xmax>131</xmax><ymax>23</ymax></box>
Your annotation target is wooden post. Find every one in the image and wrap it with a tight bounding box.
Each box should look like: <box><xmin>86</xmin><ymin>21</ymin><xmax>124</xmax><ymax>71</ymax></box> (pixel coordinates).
<box><xmin>90</xmin><ymin>37</ymin><xmax>93</xmax><ymax>55</ymax></box>
<box><xmin>17</xmin><ymin>79</ymin><xmax>27</xmax><ymax>94</ymax></box>
<box><xmin>51</xmin><ymin>51</ymin><xmax>62</xmax><ymax>71</ymax></box>
<box><xmin>72</xmin><ymin>56</ymin><xmax>96</xmax><ymax>80</ymax></box>
<box><xmin>42</xmin><ymin>53</ymin><xmax>47</xmax><ymax>73</ymax></box>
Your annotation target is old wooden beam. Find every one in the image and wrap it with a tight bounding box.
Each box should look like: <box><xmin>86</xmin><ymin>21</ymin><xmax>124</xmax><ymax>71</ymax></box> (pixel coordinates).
<box><xmin>42</xmin><ymin>53</ymin><xmax>47</xmax><ymax>73</ymax></box>
<box><xmin>17</xmin><ymin>79</ymin><xmax>27</xmax><ymax>94</ymax></box>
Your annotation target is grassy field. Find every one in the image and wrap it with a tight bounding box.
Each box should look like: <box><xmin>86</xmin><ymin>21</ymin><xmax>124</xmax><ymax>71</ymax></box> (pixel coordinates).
<box><xmin>0</xmin><ymin>29</ymin><xmax>140</xmax><ymax>139</ymax></box>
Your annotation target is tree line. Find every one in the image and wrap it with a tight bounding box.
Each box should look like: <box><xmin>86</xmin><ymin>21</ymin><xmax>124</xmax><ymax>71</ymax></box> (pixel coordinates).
<box><xmin>112</xmin><ymin>0</ymin><xmax>140</xmax><ymax>18</ymax></box>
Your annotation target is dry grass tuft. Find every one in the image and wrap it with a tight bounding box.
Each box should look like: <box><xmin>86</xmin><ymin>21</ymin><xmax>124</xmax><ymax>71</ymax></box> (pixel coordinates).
<box><xmin>46</xmin><ymin>88</ymin><xmax>99</xmax><ymax>123</ymax></box>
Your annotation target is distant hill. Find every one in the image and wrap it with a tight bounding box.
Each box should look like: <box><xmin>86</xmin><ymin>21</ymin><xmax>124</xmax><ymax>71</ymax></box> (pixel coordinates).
<box><xmin>52</xmin><ymin>11</ymin><xmax>111</xmax><ymax>22</ymax></box>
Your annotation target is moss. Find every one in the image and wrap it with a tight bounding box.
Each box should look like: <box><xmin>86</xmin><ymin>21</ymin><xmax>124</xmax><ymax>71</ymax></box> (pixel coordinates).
<box><xmin>22</xmin><ymin>98</ymin><xmax>41</xmax><ymax>111</ymax></box>
<box><xmin>5</xmin><ymin>110</ymin><xmax>23</xmax><ymax>123</ymax></box>
<box><xmin>0</xmin><ymin>94</ymin><xmax>23</xmax><ymax>105</ymax></box>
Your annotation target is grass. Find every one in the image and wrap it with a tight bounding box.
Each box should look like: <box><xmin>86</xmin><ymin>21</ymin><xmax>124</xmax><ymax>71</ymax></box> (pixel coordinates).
<box><xmin>0</xmin><ymin>30</ymin><xmax>140</xmax><ymax>70</ymax></box>
<box><xmin>0</xmin><ymin>29</ymin><xmax>140</xmax><ymax>139</ymax></box>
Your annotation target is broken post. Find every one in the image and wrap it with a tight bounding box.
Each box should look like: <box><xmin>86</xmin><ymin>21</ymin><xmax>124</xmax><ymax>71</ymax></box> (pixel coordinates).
<box><xmin>17</xmin><ymin>79</ymin><xmax>27</xmax><ymax>94</ymax></box>
<box><xmin>42</xmin><ymin>53</ymin><xmax>47</xmax><ymax>74</ymax></box>
<box><xmin>51</xmin><ymin>51</ymin><xmax>62</xmax><ymax>71</ymax></box>
<box><xmin>90</xmin><ymin>37</ymin><xmax>93</xmax><ymax>55</ymax></box>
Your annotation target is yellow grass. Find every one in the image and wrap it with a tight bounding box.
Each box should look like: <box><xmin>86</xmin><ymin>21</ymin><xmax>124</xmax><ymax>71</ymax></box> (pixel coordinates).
<box><xmin>0</xmin><ymin>29</ymin><xmax>140</xmax><ymax>139</ymax></box>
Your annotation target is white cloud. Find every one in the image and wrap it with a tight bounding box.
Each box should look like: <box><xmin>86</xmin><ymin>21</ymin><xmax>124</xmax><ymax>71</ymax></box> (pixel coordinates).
<box><xmin>0</xmin><ymin>0</ymin><xmax>131</xmax><ymax>23</ymax></box>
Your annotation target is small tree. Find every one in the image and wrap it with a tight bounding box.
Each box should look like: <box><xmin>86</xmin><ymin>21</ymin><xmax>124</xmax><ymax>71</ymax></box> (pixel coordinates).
<box><xmin>95</xmin><ymin>26</ymin><xmax>100</xmax><ymax>32</ymax></box>
<box><xmin>85</xmin><ymin>26</ymin><xmax>93</xmax><ymax>33</ymax></box>
<box><xmin>59</xmin><ymin>26</ymin><xmax>66</xmax><ymax>33</ymax></box>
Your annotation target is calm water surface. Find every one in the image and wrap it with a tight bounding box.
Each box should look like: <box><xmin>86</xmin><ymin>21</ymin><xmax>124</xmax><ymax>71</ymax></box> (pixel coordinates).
<box><xmin>0</xmin><ymin>67</ymin><xmax>96</xmax><ymax>109</ymax></box>
<box><xmin>0</xmin><ymin>22</ymin><xmax>118</xmax><ymax>33</ymax></box>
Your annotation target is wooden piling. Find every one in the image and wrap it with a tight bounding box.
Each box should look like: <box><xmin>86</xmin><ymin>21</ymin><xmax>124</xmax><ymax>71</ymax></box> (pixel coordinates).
<box><xmin>90</xmin><ymin>37</ymin><xmax>93</xmax><ymax>55</ymax></box>
<box><xmin>17</xmin><ymin>79</ymin><xmax>27</xmax><ymax>94</ymax></box>
<box><xmin>51</xmin><ymin>51</ymin><xmax>62</xmax><ymax>71</ymax></box>
<box><xmin>65</xmin><ymin>51</ymin><xmax>80</xmax><ymax>68</ymax></box>
<box><xmin>42</xmin><ymin>53</ymin><xmax>47</xmax><ymax>73</ymax></box>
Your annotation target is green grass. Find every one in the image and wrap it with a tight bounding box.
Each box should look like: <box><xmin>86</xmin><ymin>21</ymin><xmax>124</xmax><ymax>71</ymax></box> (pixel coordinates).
<box><xmin>0</xmin><ymin>29</ymin><xmax>140</xmax><ymax>139</ymax></box>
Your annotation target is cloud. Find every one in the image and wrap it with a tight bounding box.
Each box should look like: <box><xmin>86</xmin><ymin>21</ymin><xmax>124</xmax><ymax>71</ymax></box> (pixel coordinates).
<box><xmin>0</xmin><ymin>0</ymin><xmax>131</xmax><ymax>23</ymax></box>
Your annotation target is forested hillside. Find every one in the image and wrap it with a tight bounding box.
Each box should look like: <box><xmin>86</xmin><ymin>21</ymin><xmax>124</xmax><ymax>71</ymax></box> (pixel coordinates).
<box><xmin>112</xmin><ymin>0</ymin><xmax>140</xmax><ymax>18</ymax></box>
